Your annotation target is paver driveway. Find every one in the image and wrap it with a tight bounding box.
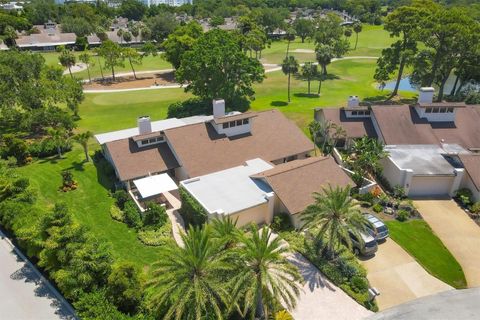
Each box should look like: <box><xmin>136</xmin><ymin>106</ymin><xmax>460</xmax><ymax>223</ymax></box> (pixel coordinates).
<box><xmin>288</xmin><ymin>252</ymin><xmax>373</xmax><ymax>320</ymax></box>
<box><xmin>360</xmin><ymin>238</ymin><xmax>452</xmax><ymax>310</ymax></box>
<box><xmin>415</xmin><ymin>199</ymin><xmax>480</xmax><ymax>287</ymax></box>
<box><xmin>0</xmin><ymin>231</ymin><xmax>76</xmax><ymax>320</ymax></box>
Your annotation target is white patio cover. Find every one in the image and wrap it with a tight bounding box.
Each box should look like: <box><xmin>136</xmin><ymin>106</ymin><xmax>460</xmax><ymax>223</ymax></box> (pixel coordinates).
<box><xmin>133</xmin><ymin>173</ymin><xmax>178</xmax><ymax>199</ymax></box>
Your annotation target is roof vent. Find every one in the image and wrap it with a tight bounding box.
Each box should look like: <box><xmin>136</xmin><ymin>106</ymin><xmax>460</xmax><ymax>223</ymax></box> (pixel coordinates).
<box><xmin>213</xmin><ymin>99</ymin><xmax>225</xmax><ymax>118</ymax></box>
<box><xmin>419</xmin><ymin>87</ymin><xmax>435</xmax><ymax>104</ymax></box>
<box><xmin>138</xmin><ymin>116</ymin><xmax>152</xmax><ymax>135</ymax></box>
<box><xmin>347</xmin><ymin>95</ymin><xmax>360</xmax><ymax>108</ymax></box>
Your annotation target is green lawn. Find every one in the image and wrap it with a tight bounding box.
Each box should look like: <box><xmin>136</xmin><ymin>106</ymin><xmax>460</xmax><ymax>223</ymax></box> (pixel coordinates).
<box><xmin>386</xmin><ymin>220</ymin><xmax>467</xmax><ymax>289</ymax></box>
<box><xmin>41</xmin><ymin>51</ymin><xmax>172</xmax><ymax>80</ymax></box>
<box><xmin>17</xmin><ymin>147</ymin><xmax>163</xmax><ymax>270</ymax></box>
<box><xmin>260</xmin><ymin>25</ymin><xmax>395</xmax><ymax>65</ymax></box>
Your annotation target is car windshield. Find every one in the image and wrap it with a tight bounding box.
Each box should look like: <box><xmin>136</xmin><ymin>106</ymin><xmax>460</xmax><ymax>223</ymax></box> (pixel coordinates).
<box><xmin>365</xmin><ymin>240</ymin><xmax>377</xmax><ymax>248</ymax></box>
<box><xmin>377</xmin><ymin>225</ymin><xmax>388</xmax><ymax>233</ymax></box>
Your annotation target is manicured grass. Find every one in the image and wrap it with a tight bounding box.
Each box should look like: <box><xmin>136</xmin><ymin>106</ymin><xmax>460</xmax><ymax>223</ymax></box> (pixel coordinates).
<box><xmin>41</xmin><ymin>50</ymin><xmax>172</xmax><ymax>80</ymax></box>
<box><xmin>16</xmin><ymin>147</ymin><xmax>163</xmax><ymax>270</ymax></box>
<box><xmin>386</xmin><ymin>220</ymin><xmax>467</xmax><ymax>289</ymax></box>
<box><xmin>260</xmin><ymin>25</ymin><xmax>395</xmax><ymax>65</ymax></box>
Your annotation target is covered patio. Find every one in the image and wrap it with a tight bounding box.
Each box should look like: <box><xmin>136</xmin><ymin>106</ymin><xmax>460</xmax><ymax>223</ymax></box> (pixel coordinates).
<box><xmin>129</xmin><ymin>173</ymin><xmax>179</xmax><ymax>212</ymax></box>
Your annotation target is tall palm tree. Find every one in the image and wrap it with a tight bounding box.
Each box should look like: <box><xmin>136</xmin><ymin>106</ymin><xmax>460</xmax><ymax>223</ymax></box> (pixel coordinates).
<box><xmin>282</xmin><ymin>56</ymin><xmax>299</xmax><ymax>103</ymax></box>
<box><xmin>46</xmin><ymin>127</ymin><xmax>69</xmax><ymax>158</ymax></box>
<box><xmin>301</xmin><ymin>62</ymin><xmax>318</xmax><ymax>95</ymax></box>
<box><xmin>58</xmin><ymin>47</ymin><xmax>76</xmax><ymax>78</ymax></box>
<box><xmin>233</xmin><ymin>226</ymin><xmax>302</xmax><ymax>319</ymax></box>
<box><xmin>73</xmin><ymin>131</ymin><xmax>93</xmax><ymax>162</ymax></box>
<box><xmin>301</xmin><ymin>185</ymin><xmax>371</xmax><ymax>255</ymax></box>
<box><xmin>353</xmin><ymin>22</ymin><xmax>362</xmax><ymax>50</ymax></box>
<box><xmin>284</xmin><ymin>27</ymin><xmax>296</xmax><ymax>58</ymax></box>
<box><xmin>79</xmin><ymin>53</ymin><xmax>94</xmax><ymax>83</ymax></box>
<box><xmin>308</xmin><ymin>120</ymin><xmax>322</xmax><ymax>156</ymax></box>
<box><xmin>351</xmin><ymin>136</ymin><xmax>389</xmax><ymax>176</ymax></box>
<box><xmin>147</xmin><ymin>226</ymin><xmax>234</xmax><ymax>320</ymax></box>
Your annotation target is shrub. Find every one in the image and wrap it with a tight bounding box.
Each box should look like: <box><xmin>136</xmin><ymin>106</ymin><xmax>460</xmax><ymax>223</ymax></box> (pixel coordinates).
<box><xmin>351</xmin><ymin>171</ymin><xmax>364</xmax><ymax>187</ymax></box>
<box><xmin>110</xmin><ymin>205</ymin><xmax>125</xmax><ymax>222</ymax></box>
<box><xmin>456</xmin><ymin>188</ymin><xmax>473</xmax><ymax>207</ymax></box>
<box><xmin>470</xmin><ymin>202</ymin><xmax>480</xmax><ymax>214</ymax></box>
<box><xmin>143</xmin><ymin>202</ymin><xmax>168</xmax><ymax>227</ymax></box>
<box><xmin>167</xmin><ymin>98</ymin><xmax>210</xmax><ymax>119</ymax></box>
<box><xmin>179</xmin><ymin>187</ymin><xmax>208</xmax><ymax>226</ymax></box>
<box><xmin>60</xmin><ymin>170</ymin><xmax>77</xmax><ymax>191</ymax></box>
<box><xmin>112</xmin><ymin>190</ymin><xmax>129</xmax><ymax>209</ymax></box>
<box><xmin>396</xmin><ymin>209</ymin><xmax>409</xmax><ymax>222</ymax></box>
<box><xmin>350</xmin><ymin>275</ymin><xmax>369</xmax><ymax>293</ymax></box>
<box><xmin>28</xmin><ymin>138</ymin><xmax>72</xmax><ymax>158</ymax></box>
<box><xmin>1</xmin><ymin>134</ymin><xmax>29</xmax><ymax>164</ymax></box>
<box><xmin>270</xmin><ymin>212</ymin><xmax>294</xmax><ymax>232</ymax></box>
<box><xmin>137</xmin><ymin>222</ymin><xmax>172</xmax><ymax>246</ymax></box>
<box><xmin>355</xmin><ymin>192</ymin><xmax>375</xmax><ymax>206</ymax></box>
<box><xmin>393</xmin><ymin>185</ymin><xmax>406</xmax><ymax>199</ymax></box>
<box><xmin>372</xmin><ymin>203</ymin><xmax>383</xmax><ymax>213</ymax></box>
<box><xmin>123</xmin><ymin>200</ymin><xmax>142</xmax><ymax>229</ymax></box>
<box><xmin>107</xmin><ymin>262</ymin><xmax>145</xmax><ymax>314</ymax></box>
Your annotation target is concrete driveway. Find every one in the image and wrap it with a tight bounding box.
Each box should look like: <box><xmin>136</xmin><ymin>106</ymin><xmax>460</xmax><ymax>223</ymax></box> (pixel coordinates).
<box><xmin>360</xmin><ymin>238</ymin><xmax>452</xmax><ymax>310</ymax></box>
<box><xmin>415</xmin><ymin>199</ymin><xmax>480</xmax><ymax>287</ymax></box>
<box><xmin>288</xmin><ymin>252</ymin><xmax>373</xmax><ymax>320</ymax></box>
<box><xmin>0</xmin><ymin>231</ymin><xmax>77</xmax><ymax>320</ymax></box>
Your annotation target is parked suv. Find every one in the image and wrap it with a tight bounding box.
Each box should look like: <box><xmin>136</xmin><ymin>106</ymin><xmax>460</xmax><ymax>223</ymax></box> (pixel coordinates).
<box><xmin>365</xmin><ymin>214</ymin><xmax>389</xmax><ymax>241</ymax></box>
<box><xmin>349</xmin><ymin>231</ymin><xmax>378</xmax><ymax>256</ymax></box>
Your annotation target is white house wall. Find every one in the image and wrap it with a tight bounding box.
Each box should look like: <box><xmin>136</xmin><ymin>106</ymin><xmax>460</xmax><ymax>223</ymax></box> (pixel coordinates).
<box><xmin>461</xmin><ymin>174</ymin><xmax>480</xmax><ymax>203</ymax></box>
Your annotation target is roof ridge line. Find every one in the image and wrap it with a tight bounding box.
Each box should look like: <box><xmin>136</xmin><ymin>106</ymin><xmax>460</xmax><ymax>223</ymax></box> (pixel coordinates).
<box><xmin>263</xmin><ymin>156</ymin><xmax>330</xmax><ymax>177</ymax></box>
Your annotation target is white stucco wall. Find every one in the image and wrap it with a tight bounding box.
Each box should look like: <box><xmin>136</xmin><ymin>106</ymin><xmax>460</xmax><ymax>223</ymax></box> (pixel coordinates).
<box><xmin>381</xmin><ymin>157</ymin><xmax>406</xmax><ymax>189</ymax></box>
<box><xmin>228</xmin><ymin>202</ymin><xmax>270</xmax><ymax>227</ymax></box>
<box><xmin>461</xmin><ymin>174</ymin><xmax>480</xmax><ymax>203</ymax></box>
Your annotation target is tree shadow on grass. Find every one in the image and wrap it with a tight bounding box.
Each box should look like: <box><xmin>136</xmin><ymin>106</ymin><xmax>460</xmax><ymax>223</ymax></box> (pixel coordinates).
<box><xmin>93</xmin><ymin>156</ymin><xmax>116</xmax><ymax>192</ymax></box>
<box><xmin>65</xmin><ymin>161</ymin><xmax>86</xmax><ymax>172</ymax></box>
<box><xmin>294</xmin><ymin>93</ymin><xmax>320</xmax><ymax>98</ymax></box>
<box><xmin>270</xmin><ymin>101</ymin><xmax>289</xmax><ymax>107</ymax></box>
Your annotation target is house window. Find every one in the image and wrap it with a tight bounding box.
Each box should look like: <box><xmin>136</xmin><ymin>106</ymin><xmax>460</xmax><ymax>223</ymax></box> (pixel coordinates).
<box><xmin>365</xmin><ymin>110</ymin><xmax>371</xmax><ymax>115</ymax></box>
<box><xmin>141</xmin><ymin>140</ymin><xmax>149</xmax><ymax>145</ymax></box>
<box><xmin>236</xmin><ymin>120</ymin><xmax>242</xmax><ymax>126</ymax></box>
<box><xmin>148</xmin><ymin>138</ymin><xmax>156</xmax><ymax>144</ymax></box>
<box><xmin>242</xmin><ymin>119</ymin><xmax>249</xmax><ymax>125</ymax></box>
<box><xmin>439</xmin><ymin>107</ymin><xmax>447</xmax><ymax>113</ymax></box>
<box><xmin>447</xmin><ymin>108</ymin><xmax>454</xmax><ymax>113</ymax></box>
<box><xmin>229</xmin><ymin>121</ymin><xmax>236</xmax><ymax>127</ymax></box>
<box><xmin>352</xmin><ymin>111</ymin><xmax>358</xmax><ymax>116</ymax></box>
<box><xmin>432</xmin><ymin>107</ymin><xmax>440</xmax><ymax>113</ymax></box>
<box><xmin>223</xmin><ymin>123</ymin><xmax>229</xmax><ymax>129</ymax></box>
<box><xmin>425</xmin><ymin>108</ymin><xmax>432</xmax><ymax>113</ymax></box>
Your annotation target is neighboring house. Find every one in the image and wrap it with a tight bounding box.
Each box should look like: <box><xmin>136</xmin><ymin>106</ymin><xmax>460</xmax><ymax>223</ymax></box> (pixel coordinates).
<box><xmin>144</xmin><ymin>0</ymin><xmax>193</xmax><ymax>6</ymax></box>
<box><xmin>87</xmin><ymin>30</ymin><xmax>144</xmax><ymax>47</ymax></box>
<box><xmin>15</xmin><ymin>22</ymin><xmax>76</xmax><ymax>51</ymax></box>
<box><xmin>181</xmin><ymin>156</ymin><xmax>355</xmax><ymax>228</ymax></box>
<box><xmin>315</xmin><ymin>88</ymin><xmax>480</xmax><ymax>198</ymax></box>
<box><xmin>96</xmin><ymin>100</ymin><xmax>338</xmax><ymax>226</ymax></box>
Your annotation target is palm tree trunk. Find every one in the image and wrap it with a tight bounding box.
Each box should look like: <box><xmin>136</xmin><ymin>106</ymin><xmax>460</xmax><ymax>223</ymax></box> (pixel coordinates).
<box><xmin>317</xmin><ymin>77</ymin><xmax>322</xmax><ymax>95</ymax></box>
<box><xmin>83</xmin><ymin>144</ymin><xmax>89</xmax><ymax>162</ymax></box>
<box><xmin>437</xmin><ymin>75</ymin><xmax>449</xmax><ymax>102</ymax></box>
<box><xmin>286</xmin><ymin>40</ymin><xmax>291</xmax><ymax>58</ymax></box>
<box><xmin>313</xmin><ymin>134</ymin><xmax>317</xmax><ymax>156</ymax></box>
<box><xmin>97</xmin><ymin>56</ymin><xmax>104</xmax><ymax>81</ymax></box>
<box><xmin>308</xmin><ymin>78</ymin><xmax>311</xmax><ymax>94</ymax></box>
<box><xmin>86</xmin><ymin>65</ymin><xmax>92</xmax><ymax>83</ymax></box>
<box><xmin>128</xmin><ymin>57</ymin><xmax>137</xmax><ymax>79</ymax></box>
<box><xmin>355</xmin><ymin>33</ymin><xmax>359</xmax><ymax>50</ymax></box>
<box><xmin>388</xmin><ymin>56</ymin><xmax>406</xmax><ymax>100</ymax></box>
<box><xmin>455</xmin><ymin>80</ymin><xmax>465</xmax><ymax>96</ymax></box>
<box><xmin>255</xmin><ymin>281</ymin><xmax>265</xmax><ymax>319</ymax></box>
<box><xmin>287</xmin><ymin>72</ymin><xmax>291</xmax><ymax>103</ymax></box>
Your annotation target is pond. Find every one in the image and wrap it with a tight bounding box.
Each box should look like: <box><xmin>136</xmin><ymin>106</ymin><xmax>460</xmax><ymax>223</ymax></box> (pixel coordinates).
<box><xmin>381</xmin><ymin>75</ymin><xmax>463</xmax><ymax>94</ymax></box>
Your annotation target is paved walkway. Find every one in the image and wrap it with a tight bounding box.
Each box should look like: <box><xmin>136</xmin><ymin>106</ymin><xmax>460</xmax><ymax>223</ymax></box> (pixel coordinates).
<box><xmin>163</xmin><ymin>191</ymin><xmax>185</xmax><ymax>247</ymax></box>
<box><xmin>368</xmin><ymin>288</ymin><xmax>480</xmax><ymax>320</ymax></box>
<box><xmin>415</xmin><ymin>199</ymin><xmax>480</xmax><ymax>287</ymax></box>
<box><xmin>288</xmin><ymin>252</ymin><xmax>373</xmax><ymax>320</ymax></box>
<box><xmin>0</xmin><ymin>230</ymin><xmax>77</xmax><ymax>320</ymax></box>
<box><xmin>360</xmin><ymin>238</ymin><xmax>452</xmax><ymax>310</ymax></box>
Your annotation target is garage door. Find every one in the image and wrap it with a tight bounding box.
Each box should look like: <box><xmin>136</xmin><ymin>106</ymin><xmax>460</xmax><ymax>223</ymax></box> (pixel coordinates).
<box><xmin>408</xmin><ymin>176</ymin><xmax>454</xmax><ymax>197</ymax></box>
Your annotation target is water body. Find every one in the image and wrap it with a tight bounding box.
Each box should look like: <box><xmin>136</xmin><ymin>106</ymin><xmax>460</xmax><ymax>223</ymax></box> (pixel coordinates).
<box><xmin>381</xmin><ymin>76</ymin><xmax>468</xmax><ymax>94</ymax></box>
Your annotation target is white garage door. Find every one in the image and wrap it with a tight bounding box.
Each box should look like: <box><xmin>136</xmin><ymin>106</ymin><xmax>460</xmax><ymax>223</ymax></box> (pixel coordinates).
<box><xmin>408</xmin><ymin>176</ymin><xmax>454</xmax><ymax>197</ymax></box>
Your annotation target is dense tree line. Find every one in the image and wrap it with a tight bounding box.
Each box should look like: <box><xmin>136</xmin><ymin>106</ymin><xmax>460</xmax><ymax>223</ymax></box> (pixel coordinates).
<box><xmin>374</xmin><ymin>0</ymin><xmax>480</xmax><ymax>101</ymax></box>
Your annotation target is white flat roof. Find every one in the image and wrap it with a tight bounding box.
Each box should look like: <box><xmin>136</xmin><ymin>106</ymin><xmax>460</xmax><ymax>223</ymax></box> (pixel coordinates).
<box><xmin>133</xmin><ymin>173</ymin><xmax>178</xmax><ymax>199</ymax></box>
<box><xmin>95</xmin><ymin>115</ymin><xmax>214</xmax><ymax>144</ymax></box>
<box><xmin>180</xmin><ymin>158</ymin><xmax>274</xmax><ymax>215</ymax></box>
<box><xmin>386</xmin><ymin>145</ymin><xmax>457</xmax><ymax>176</ymax></box>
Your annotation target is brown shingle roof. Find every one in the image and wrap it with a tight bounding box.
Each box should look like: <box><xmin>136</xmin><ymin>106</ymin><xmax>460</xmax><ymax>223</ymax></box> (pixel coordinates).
<box><xmin>319</xmin><ymin>108</ymin><xmax>377</xmax><ymax>138</ymax></box>
<box><xmin>371</xmin><ymin>105</ymin><xmax>480</xmax><ymax>149</ymax></box>
<box><xmin>459</xmin><ymin>154</ymin><xmax>480</xmax><ymax>192</ymax></box>
<box><xmin>164</xmin><ymin>109</ymin><xmax>314</xmax><ymax>177</ymax></box>
<box><xmin>16</xmin><ymin>26</ymin><xmax>76</xmax><ymax>48</ymax></box>
<box><xmin>253</xmin><ymin>157</ymin><xmax>353</xmax><ymax>215</ymax></box>
<box><xmin>106</xmin><ymin>139</ymin><xmax>179</xmax><ymax>181</ymax></box>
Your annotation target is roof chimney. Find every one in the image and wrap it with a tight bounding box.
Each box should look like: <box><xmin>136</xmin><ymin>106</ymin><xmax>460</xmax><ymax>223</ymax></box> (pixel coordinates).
<box><xmin>419</xmin><ymin>87</ymin><xmax>435</xmax><ymax>104</ymax></box>
<box><xmin>213</xmin><ymin>99</ymin><xmax>225</xmax><ymax>118</ymax></box>
<box><xmin>138</xmin><ymin>116</ymin><xmax>152</xmax><ymax>135</ymax></box>
<box><xmin>347</xmin><ymin>95</ymin><xmax>360</xmax><ymax>108</ymax></box>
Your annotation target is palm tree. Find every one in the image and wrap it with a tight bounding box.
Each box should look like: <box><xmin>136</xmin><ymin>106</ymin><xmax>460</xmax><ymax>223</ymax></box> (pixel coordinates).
<box><xmin>301</xmin><ymin>185</ymin><xmax>371</xmax><ymax>255</ymax></box>
<box><xmin>351</xmin><ymin>136</ymin><xmax>389</xmax><ymax>176</ymax></box>
<box><xmin>282</xmin><ymin>56</ymin><xmax>299</xmax><ymax>103</ymax></box>
<box><xmin>58</xmin><ymin>47</ymin><xmax>76</xmax><ymax>78</ymax></box>
<box><xmin>210</xmin><ymin>217</ymin><xmax>241</xmax><ymax>249</ymax></box>
<box><xmin>123</xmin><ymin>47</ymin><xmax>142</xmax><ymax>80</ymax></box>
<box><xmin>79</xmin><ymin>53</ymin><xmax>94</xmax><ymax>83</ymax></box>
<box><xmin>284</xmin><ymin>27</ymin><xmax>296</xmax><ymax>58</ymax></box>
<box><xmin>301</xmin><ymin>62</ymin><xmax>318</xmax><ymax>95</ymax></box>
<box><xmin>233</xmin><ymin>226</ymin><xmax>302</xmax><ymax>319</ymax></box>
<box><xmin>47</xmin><ymin>127</ymin><xmax>69</xmax><ymax>158</ymax></box>
<box><xmin>117</xmin><ymin>29</ymin><xmax>124</xmax><ymax>44</ymax></box>
<box><xmin>308</xmin><ymin>120</ymin><xmax>322</xmax><ymax>156</ymax></box>
<box><xmin>73</xmin><ymin>131</ymin><xmax>93</xmax><ymax>162</ymax></box>
<box><xmin>147</xmin><ymin>226</ymin><xmax>234</xmax><ymax>320</ymax></box>
<box><xmin>353</xmin><ymin>22</ymin><xmax>362</xmax><ymax>50</ymax></box>
<box><xmin>315</xmin><ymin>44</ymin><xmax>334</xmax><ymax>76</ymax></box>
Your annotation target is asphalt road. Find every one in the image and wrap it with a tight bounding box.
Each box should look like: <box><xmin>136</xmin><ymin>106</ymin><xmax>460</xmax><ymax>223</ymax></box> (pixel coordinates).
<box><xmin>0</xmin><ymin>230</ymin><xmax>77</xmax><ymax>320</ymax></box>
